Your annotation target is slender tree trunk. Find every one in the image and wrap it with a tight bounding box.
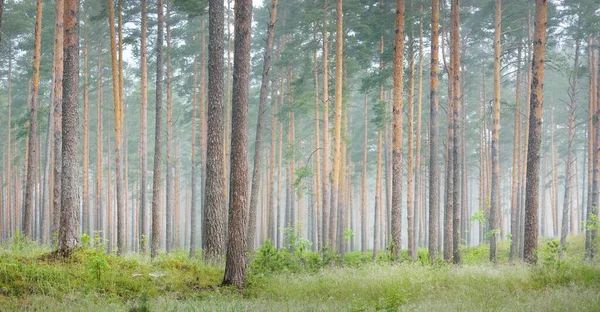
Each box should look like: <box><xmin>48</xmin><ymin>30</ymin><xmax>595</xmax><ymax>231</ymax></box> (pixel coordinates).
<box><xmin>590</xmin><ymin>45</ymin><xmax>600</xmax><ymax>259</ymax></box>
<box><xmin>414</xmin><ymin>6</ymin><xmax>424</xmax><ymax>253</ymax></box>
<box><xmin>165</xmin><ymin>0</ymin><xmax>174</xmax><ymax>254</ymax></box>
<box><xmin>524</xmin><ymin>0</ymin><xmax>548</xmax><ymax>264</ymax></box>
<box><xmin>190</xmin><ymin>57</ymin><xmax>199</xmax><ymax>258</ymax></box>
<box><xmin>373</xmin><ymin>131</ymin><xmax>383</xmax><ymax>261</ymax></box>
<box><xmin>406</xmin><ymin>0</ymin><xmax>416</xmax><ymax>261</ymax></box>
<box><xmin>510</xmin><ymin>44</ymin><xmax>522</xmax><ymax>261</ymax></box>
<box><xmin>198</xmin><ymin>20</ymin><xmax>207</xmax><ymax>255</ymax></box>
<box><xmin>6</xmin><ymin>46</ymin><xmax>12</xmax><ymax>240</ymax></box>
<box><xmin>139</xmin><ymin>0</ymin><xmax>148</xmax><ymax>253</ymax></box>
<box><xmin>585</xmin><ymin>37</ymin><xmax>595</xmax><ymax>258</ymax></box>
<box><xmin>150</xmin><ymin>0</ymin><xmax>164</xmax><ymax>258</ymax></box>
<box><xmin>550</xmin><ymin>111</ymin><xmax>558</xmax><ymax>236</ymax></box>
<box><xmin>322</xmin><ymin>0</ymin><xmax>331</xmax><ymax>249</ymax></box>
<box><xmin>489</xmin><ymin>0</ymin><xmax>501</xmax><ymax>263</ymax></box>
<box><xmin>428</xmin><ymin>0</ymin><xmax>440</xmax><ymax>262</ymax></box>
<box><xmin>59</xmin><ymin>0</ymin><xmax>80</xmax><ymax>256</ymax></box>
<box><xmin>562</xmin><ymin>40</ymin><xmax>580</xmax><ymax>247</ymax></box>
<box><xmin>222</xmin><ymin>0</ymin><xmax>252</xmax><ymax>288</ymax></box>
<box><xmin>24</xmin><ymin>0</ymin><xmax>43</xmax><ymax>239</ymax></box>
<box><xmin>247</xmin><ymin>0</ymin><xmax>278</xmax><ymax>252</ymax></box>
<box><xmin>82</xmin><ymin>15</ymin><xmax>90</xmax><ymax>236</ymax></box>
<box><xmin>361</xmin><ymin>93</ymin><xmax>368</xmax><ymax>253</ymax></box>
<box><xmin>204</xmin><ymin>0</ymin><xmax>226</xmax><ymax>263</ymax></box>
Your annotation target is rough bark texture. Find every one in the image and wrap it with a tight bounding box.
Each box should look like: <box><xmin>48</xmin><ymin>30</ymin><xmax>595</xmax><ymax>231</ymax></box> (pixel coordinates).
<box><xmin>82</xmin><ymin>17</ymin><xmax>90</xmax><ymax>236</ymax></box>
<box><xmin>59</xmin><ymin>0</ymin><xmax>80</xmax><ymax>255</ymax></box>
<box><xmin>406</xmin><ymin>1</ymin><xmax>415</xmax><ymax>260</ymax></box>
<box><xmin>223</xmin><ymin>0</ymin><xmax>252</xmax><ymax>288</ymax></box>
<box><xmin>151</xmin><ymin>0</ymin><xmax>164</xmax><ymax>259</ymax></box>
<box><xmin>203</xmin><ymin>0</ymin><xmax>226</xmax><ymax>263</ymax></box>
<box><xmin>428</xmin><ymin>0</ymin><xmax>440</xmax><ymax>262</ymax></box>
<box><xmin>524</xmin><ymin>0</ymin><xmax>548</xmax><ymax>264</ymax></box>
<box><xmin>490</xmin><ymin>0</ymin><xmax>501</xmax><ymax>263</ymax></box>
<box><xmin>247</xmin><ymin>0</ymin><xmax>278</xmax><ymax>252</ymax></box>
<box><xmin>450</xmin><ymin>0</ymin><xmax>461</xmax><ymax>265</ymax></box>
<box><xmin>24</xmin><ymin>0</ymin><xmax>43</xmax><ymax>239</ymax></box>
<box><xmin>392</xmin><ymin>0</ymin><xmax>405</xmax><ymax>261</ymax></box>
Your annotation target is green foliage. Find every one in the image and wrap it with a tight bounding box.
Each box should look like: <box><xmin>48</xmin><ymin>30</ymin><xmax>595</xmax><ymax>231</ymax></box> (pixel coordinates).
<box><xmin>292</xmin><ymin>166</ymin><xmax>312</xmax><ymax>199</ymax></box>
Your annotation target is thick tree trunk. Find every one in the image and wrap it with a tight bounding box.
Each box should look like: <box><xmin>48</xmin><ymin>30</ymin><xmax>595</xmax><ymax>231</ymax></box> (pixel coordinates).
<box><xmin>82</xmin><ymin>17</ymin><xmax>90</xmax><ymax>236</ymax></box>
<box><xmin>59</xmin><ymin>0</ymin><xmax>80</xmax><ymax>255</ymax></box>
<box><xmin>428</xmin><ymin>0</ymin><xmax>440</xmax><ymax>262</ymax></box>
<box><xmin>524</xmin><ymin>0</ymin><xmax>548</xmax><ymax>264</ymax></box>
<box><xmin>223</xmin><ymin>0</ymin><xmax>252</xmax><ymax>288</ymax></box>
<box><xmin>203</xmin><ymin>0</ymin><xmax>226</xmax><ymax>263</ymax></box>
<box><xmin>151</xmin><ymin>0</ymin><xmax>164</xmax><ymax>258</ymax></box>
<box><xmin>247</xmin><ymin>0</ymin><xmax>278</xmax><ymax>252</ymax></box>
<box><xmin>24</xmin><ymin>0</ymin><xmax>43</xmax><ymax>239</ymax></box>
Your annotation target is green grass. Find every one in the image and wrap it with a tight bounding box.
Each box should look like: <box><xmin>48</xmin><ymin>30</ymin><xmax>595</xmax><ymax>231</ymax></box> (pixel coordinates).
<box><xmin>0</xmin><ymin>235</ymin><xmax>599</xmax><ymax>311</ymax></box>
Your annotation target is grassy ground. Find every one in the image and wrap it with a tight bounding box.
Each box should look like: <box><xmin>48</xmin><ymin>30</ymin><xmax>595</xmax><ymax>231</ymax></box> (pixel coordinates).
<box><xmin>0</xmin><ymin>235</ymin><xmax>598</xmax><ymax>311</ymax></box>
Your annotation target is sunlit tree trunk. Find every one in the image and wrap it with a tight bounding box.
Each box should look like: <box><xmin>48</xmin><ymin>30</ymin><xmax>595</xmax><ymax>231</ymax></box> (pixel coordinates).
<box><xmin>24</xmin><ymin>0</ymin><xmax>43</xmax><ymax>239</ymax></box>
<box><xmin>59</xmin><ymin>0</ymin><xmax>80</xmax><ymax>255</ymax></box>
<box><xmin>406</xmin><ymin>0</ymin><xmax>416</xmax><ymax>260</ymax></box>
<box><xmin>322</xmin><ymin>0</ymin><xmax>331</xmax><ymax>249</ymax></box>
<box><xmin>524</xmin><ymin>0</ymin><xmax>548</xmax><ymax>264</ymax></box>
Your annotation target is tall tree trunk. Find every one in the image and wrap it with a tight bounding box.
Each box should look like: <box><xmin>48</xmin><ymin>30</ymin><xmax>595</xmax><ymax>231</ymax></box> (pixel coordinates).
<box><xmin>590</xmin><ymin>45</ymin><xmax>600</xmax><ymax>259</ymax></box>
<box><xmin>428</xmin><ymin>0</ymin><xmax>440</xmax><ymax>262</ymax></box>
<box><xmin>391</xmin><ymin>0</ymin><xmax>405</xmax><ymax>261</ymax></box>
<box><xmin>490</xmin><ymin>0</ymin><xmax>501</xmax><ymax>263</ymax></box>
<box><xmin>562</xmin><ymin>40</ymin><xmax>580</xmax><ymax>247</ymax></box>
<box><xmin>6</xmin><ymin>46</ymin><xmax>12</xmax><ymax>239</ymax></box>
<box><xmin>585</xmin><ymin>37</ymin><xmax>595</xmax><ymax>258</ymax></box>
<box><xmin>204</xmin><ymin>0</ymin><xmax>226</xmax><ymax>263</ymax></box>
<box><xmin>361</xmin><ymin>93</ymin><xmax>367</xmax><ymax>253</ymax></box>
<box><xmin>406</xmin><ymin>0</ymin><xmax>416</xmax><ymax>261</ymax></box>
<box><xmin>373</xmin><ymin>131</ymin><xmax>383</xmax><ymax>261</ymax></box>
<box><xmin>223</xmin><ymin>0</ymin><xmax>252</xmax><ymax>288</ymax></box>
<box><xmin>24</xmin><ymin>0</ymin><xmax>43</xmax><ymax>239</ymax></box>
<box><xmin>510</xmin><ymin>43</ymin><xmax>522</xmax><ymax>261</ymax></box>
<box><xmin>151</xmin><ymin>0</ymin><xmax>164</xmax><ymax>258</ymax></box>
<box><xmin>329</xmin><ymin>0</ymin><xmax>344</xmax><ymax>253</ymax></box>
<box><xmin>524</xmin><ymin>0</ymin><xmax>548</xmax><ymax>264</ymax></box>
<box><xmin>247</xmin><ymin>0</ymin><xmax>278</xmax><ymax>252</ymax></box>
<box><xmin>414</xmin><ymin>6</ymin><xmax>424</xmax><ymax>253</ymax></box>
<box><xmin>550</xmin><ymin>111</ymin><xmax>558</xmax><ymax>236</ymax></box>
<box><xmin>96</xmin><ymin>45</ymin><xmax>104</xmax><ymax>241</ymax></box>
<box><xmin>165</xmin><ymin>0</ymin><xmax>174</xmax><ymax>254</ymax></box>
<box><xmin>190</xmin><ymin>56</ymin><xmax>199</xmax><ymax>258</ymax></box>
<box><xmin>322</xmin><ymin>0</ymin><xmax>331</xmax><ymax>249</ymax></box>
<box><xmin>59</xmin><ymin>0</ymin><xmax>80</xmax><ymax>256</ymax></box>
<box><xmin>139</xmin><ymin>0</ymin><xmax>148</xmax><ymax>253</ymax></box>
<box><xmin>82</xmin><ymin>14</ymin><xmax>90</xmax><ymax>236</ymax></box>
<box><xmin>450</xmin><ymin>0</ymin><xmax>461</xmax><ymax>264</ymax></box>
<box><xmin>116</xmin><ymin>0</ymin><xmax>126</xmax><ymax>255</ymax></box>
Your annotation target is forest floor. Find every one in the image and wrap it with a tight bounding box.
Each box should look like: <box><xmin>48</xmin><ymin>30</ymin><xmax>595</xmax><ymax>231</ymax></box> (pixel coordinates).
<box><xmin>0</xmin><ymin>235</ymin><xmax>599</xmax><ymax>311</ymax></box>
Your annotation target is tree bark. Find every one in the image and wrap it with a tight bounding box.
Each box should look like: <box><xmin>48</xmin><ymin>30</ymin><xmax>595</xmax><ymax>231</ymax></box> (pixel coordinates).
<box><xmin>223</xmin><ymin>0</ymin><xmax>252</xmax><ymax>288</ymax></box>
<box><xmin>166</xmin><ymin>0</ymin><xmax>174</xmax><ymax>254</ymax></box>
<box><xmin>59</xmin><ymin>0</ymin><xmax>80</xmax><ymax>255</ymax></box>
<box><xmin>139</xmin><ymin>0</ymin><xmax>148</xmax><ymax>253</ymax></box>
<box><xmin>524</xmin><ymin>0</ymin><xmax>548</xmax><ymax>264</ymax></box>
<box><xmin>203</xmin><ymin>0</ymin><xmax>227</xmax><ymax>263</ymax></box>
<box><xmin>190</xmin><ymin>56</ymin><xmax>199</xmax><ymax>258</ymax></box>
<box><xmin>510</xmin><ymin>43</ymin><xmax>522</xmax><ymax>261</ymax></box>
<box><xmin>247</xmin><ymin>0</ymin><xmax>278</xmax><ymax>252</ymax></box>
<box><xmin>151</xmin><ymin>0</ymin><xmax>164</xmax><ymax>258</ymax></box>
<box><xmin>490</xmin><ymin>0</ymin><xmax>501</xmax><ymax>263</ymax></box>
<box><xmin>428</xmin><ymin>0</ymin><xmax>440</xmax><ymax>262</ymax></box>
<box><xmin>406</xmin><ymin>0</ymin><xmax>416</xmax><ymax>261</ymax></box>
<box><xmin>322</xmin><ymin>0</ymin><xmax>331</xmax><ymax>250</ymax></box>
<box><xmin>82</xmin><ymin>14</ymin><xmax>90</xmax><ymax>236</ymax></box>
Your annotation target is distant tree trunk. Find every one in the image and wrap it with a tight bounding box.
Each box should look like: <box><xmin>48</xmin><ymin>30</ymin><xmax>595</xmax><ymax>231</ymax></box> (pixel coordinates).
<box><xmin>222</xmin><ymin>0</ymin><xmax>252</xmax><ymax>288</ymax></box>
<box><xmin>203</xmin><ymin>0</ymin><xmax>226</xmax><ymax>263</ymax></box>
<box><xmin>96</xmin><ymin>45</ymin><xmax>104</xmax><ymax>239</ymax></box>
<box><xmin>6</xmin><ymin>46</ymin><xmax>12</xmax><ymax>240</ymax></box>
<box><xmin>150</xmin><ymin>0</ymin><xmax>164</xmax><ymax>258</ymax></box>
<box><xmin>0</xmin><ymin>0</ymin><xmax>4</xmax><ymax>46</ymax></box>
<box><xmin>139</xmin><ymin>0</ymin><xmax>148</xmax><ymax>253</ymax></box>
<box><xmin>524</xmin><ymin>0</ymin><xmax>548</xmax><ymax>264</ymax></box>
<box><xmin>562</xmin><ymin>40</ymin><xmax>579</xmax><ymax>247</ymax></box>
<box><xmin>585</xmin><ymin>37</ymin><xmax>595</xmax><ymax>258</ymax></box>
<box><xmin>490</xmin><ymin>0</ymin><xmax>501</xmax><ymax>263</ymax></box>
<box><xmin>312</xmin><ymin>24</ymin><xmax>322</xmax><ymax>251</ymax></box>
<box><xmin>428</xmin><ymin>0</ymin><xmax>440</xmax><ymax>262</ymax></box>
<box><xmin>329</xmin><ymin>0</ymin><xmax>344</xmax><ymax>253</ymax></box>
<box><xmin>247</xmin><ymin>0</ymin><xmax>278</xmax><ymax>252</ymax></box>
<box><xmin>406</xmin><ymin>0</ymin><xmax>416</xmax><ymax>261</ymax></box>
<box><xmin>116</xmin><ymin>0</ymin><xmax>126</xmax><ymax>255</ymax></box>
<box><xmin>510</xmin><ymin>43</ymin><xmax>522</xmax><ymax>262</ymax></box>
<box><xmin>107</xmin><ymin>0</ymin><xmax>125</xmax><ymax>255</ymax></box>
<box><xmin>321</xmin><ymin>0</ymin><xmax>331</xmax><ymax>249</ymax></box>
<box><xmin>550</xmin><ymin>111</ymin><xmax>558</xmax><ymax>236</ymax></box>
<box><xmin>190</xmin><ymin>56</ymin><xmax>199</xmax><ymax>258</ymax></box>
<box><xmin>165</xmin><ymin>0</ymin><xmax>174</xmax><ymax>254</ymax></box>
<box><xmin>82</xmin><ymin>14</ymin><xmax>91</xmax><ymax>236</ymax></box>
<box><xmin>361</xmin><ymin>93</ymin><xmax>368</xmax><ymax>253</ymax></box>
<box><xmin>59</xmin><ymin>0</ymin><xmax>80</xmax><ymax>256</ymax></box>
<box><xmin>450</xmin><ymin>0</ymin><xmax>461</xmax><ymax>264</ymax></box>
<box><xmin>415</xmin><ymin>9</ymin><xmax>424</xmax><ymax>249</ymax></box>
<box><xmin>24</xmin><ymin>0</ymin><xmax>43</xmax><ymax>239</ymax></box>
<box><xmin>590</xmin><ymin>45</ymin><xmax>600</xmax><ymax>259</ymax></box>
<box><xmin>373</xmin><ymin>131</ymin><xmax>383</xmax><ymax>261</ymax></box>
